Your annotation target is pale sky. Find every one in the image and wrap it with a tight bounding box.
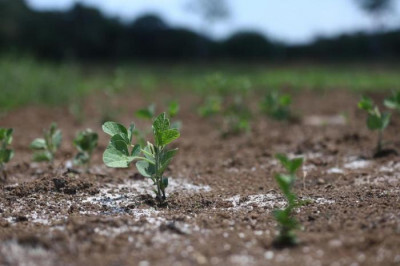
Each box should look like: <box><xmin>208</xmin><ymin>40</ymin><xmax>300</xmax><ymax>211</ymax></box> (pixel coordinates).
<box><xmin>26</xmin><ymin>0</ymin><xmax>400</xmax><ymax>44</ymax></box>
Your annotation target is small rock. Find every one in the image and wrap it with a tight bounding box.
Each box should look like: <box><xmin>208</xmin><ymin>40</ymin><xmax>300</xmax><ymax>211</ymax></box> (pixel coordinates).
<box><xmin>329</xmin><ymin>239</ymin><xmax>342</xmax><ymax>248</ymax></box>
<box><xmin>317</xmin><ymin>178</ymin><xmax>326</xmax><ymax>185</ymax></box>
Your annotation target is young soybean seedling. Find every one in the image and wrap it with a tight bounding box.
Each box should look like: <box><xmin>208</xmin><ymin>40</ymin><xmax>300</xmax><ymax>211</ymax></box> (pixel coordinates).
<box><xmin>0</xmin><ymin>128</ymin><xmax>14</xmax><ymax>179</ymax></box>
<box><xmin>73</xmin><ymin>129</ymin><xmax>98</xmax><ymax>169</ymax></box>
<box><xmin>358</xmin><ymin>96</ymin><xmax>391</xmax><ymax>155</ymax></box>
<box><xmin>260</xmin><ymin>91</ymin><xmax>292</xmax><ymax>121</ymax></box>
<box><xmin>30</xmin><ymin>123</ymin><xmax>62</xmax><ymax>162</ymax></box>
<box><xmin>273</xmin><ymin>154</ymin><xmax>304</xmax><ymax>247</ymax></box>
<box><xmin>102</xmin><ymin>113</ymin><xmax>180</xmax><ymax>203</ymax></box>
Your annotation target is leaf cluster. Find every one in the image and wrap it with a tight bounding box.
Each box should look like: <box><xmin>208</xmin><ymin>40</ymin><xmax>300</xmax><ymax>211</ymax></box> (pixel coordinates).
<box><xmin>103</xmin><ymin>113</ymin><xmax>180</xmax><ymax>202</ymax></box>
<box><xmin>273</xmin><ymin>154</ymin><xmax>304</xmax><ymax>247</ymax></box>
<box><xmin>260</xmin><ymin>91</ymin><xmax>292</xmax><ymax>121</ymax></box>
<box><xmin>73</xmin><ymin>129</ymin><xmax>98</xmax><ymax>167</ymax></box>
<box><xmin>134</xmin><ymin>102</ymin><xmax>181</xmax><ymax>147</ymax></box>
<box><xmin>358</xmin><ymin>96</ymin><xmax>391</xmax><ymax>131</ymax></box>
<box><xmin>30</xmin><ymin>123</ymin><xmax>62</xmax><ymax>162</ymax></box>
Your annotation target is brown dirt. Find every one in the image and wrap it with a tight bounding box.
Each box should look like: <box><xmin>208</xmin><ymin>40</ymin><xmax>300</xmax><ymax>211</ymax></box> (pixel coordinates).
<box><xmin>0</xmin><ymin>89</ymin><xmax>399</xmax><ymax>266</ymax></box>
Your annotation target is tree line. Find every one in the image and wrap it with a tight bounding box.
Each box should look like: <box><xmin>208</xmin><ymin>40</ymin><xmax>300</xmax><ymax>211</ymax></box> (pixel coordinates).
<box><xmin>0</xmin><ymin>0</ymin><xmax>399</xmax><ymax>61</ymax></box>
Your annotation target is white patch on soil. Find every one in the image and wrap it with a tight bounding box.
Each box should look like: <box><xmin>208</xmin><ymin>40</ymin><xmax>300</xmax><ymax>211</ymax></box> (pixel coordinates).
<box><xmin>304</xmin><ymin>115</ymin><xmax>347</xmax><ymax>126</ymax></box>
<box><xmin>83</xmin><ymin>178</ymin><xmax>210</xmax><ymax>215</ymax></box>
<box><xmin>224</xmin><ymin>193</ymin><xmax>285</xmax><ymax>210</ymax></box>
<box><xmin>344</xmin><ymin>157</ymin><xmax>371</xmax><ymax>169</ymax></box>
<box><xmin>327</xmin><ymin>167</ymin><xmax>344</xmax><ymax>174</ymax></box>
<box><xmin>0</xmin><ymin>241</ymin><xmax>56</xmax><ymax>266</ymax></box>
<box><xmin>224</xmin><ymin>193</ymin><xmax>335</xmax><ymax>211</ymax></box>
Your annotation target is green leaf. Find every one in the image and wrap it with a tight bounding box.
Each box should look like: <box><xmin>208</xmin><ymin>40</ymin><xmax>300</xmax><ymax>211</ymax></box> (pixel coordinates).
<box><xmin>159</xmin><ymin>129</ymin><xmax>180</xmax><ymax>146</ymax></box>
<box><xmin>135</xmin><ymin>104</ymin><xmax>155</xmax><ymax>120</ymax></box>
<box><xmin>52</xmin><ymin>129</ymin><xmax>62</xmax><ymax>149</ymax></box>
<box><xmin>131</xmin><ymin>144</ymin><xmax>141</xmax><ymax>157</ymax></box>
<box><xmin>279</xmin><ymin>95</ymin><xmax>292</xmax><ymax>106</ymax></box>
<box><xmin>30</xmin><ymin>138</ymin><xmax>46</xmax><ymax>150</ymax></box>
<box><xmin>384</xmin><ymin>91</ymin><xmax>400</xmax><ymax>110</ymax></box>
<box><xmin>275</xmin><ymin>154</ymin><xmax>303</xmax><ymax>174</ymax></box>
<box><xmin>128</xmin><ymin>123</ymin><xmax>135</xmax><ymax>142</ymax></box>
<box><xmin>153</xmin><ymin>113</ymin><xmax>170</xmax><ymax>133</ymax></box>
<box><xmin>167</xmin><ymin>101</ymin><xmax>179</xmax><ymax>118</ymax></box>
<box><xmin>103</xmin><ymin>135</ymin><xmax>134</xmax><ymax>168</ymax></box>
<box><xmin>367</xmin><ymin>113</ymin><xmax>386</xmax><ymax>130</ymax></box>
<box><xmin>102</xmin><ymin>122</ymin><xmax>129</xmax><ymax>140</ymax></box>
<box><xmin>162</xmin><ymin>177</ymin><xmax>169</xmax><ymax>189</ymax></box>
<box><xmin>33</xmin><ymin>151</ymin><xmax>53</xmax><ymax>162</ymax></box>
<box><xmin>0</xmin><ymin>149</ymin><xmax>14</xmax><ymax>163</ymax></box>
<box><xmin>159</xmin><ymin>148</ymin><xmax>178</xmax><ymax>174</ymax></box>
<box><xmin>136</xmin><ymin>160</ymin><xmax>156</xmax><ymax>178</ymax></box>
<box><xmin>275</xmin><ymin>173</ymin><xmax>293</xmax><ymax>196</ymax></box>
<box><xmin>358</xmin><ymin>96</ymin><xmax>374</xmax><ymax>111</ymax></box>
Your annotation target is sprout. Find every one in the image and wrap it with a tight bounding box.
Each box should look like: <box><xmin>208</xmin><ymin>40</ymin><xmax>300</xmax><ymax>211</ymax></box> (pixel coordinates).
<box><xmin>30</xmin><ymin>123</ymin><xmax>62</xmax><ymax>163</ymax></box>
<box><xmin>102</xmin><ymin>113</ymin><xmax>180</xmax><ymax>203</ymax></box>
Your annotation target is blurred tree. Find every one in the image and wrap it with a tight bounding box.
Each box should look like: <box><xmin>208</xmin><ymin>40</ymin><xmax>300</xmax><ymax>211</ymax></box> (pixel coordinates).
<box><xmin>355</xmin><ymin>0</ymin><xmax>395</xmax><ymax>29</ymax></box>
<box><xmin>356</xmin><ymin>0</ymin><xmax>393</xmax><ymax>15</ymax></box>
<box><xmin>187</xmin><ymin>0</ymin><xmax>230</xmax><ymax>24</ymax></box>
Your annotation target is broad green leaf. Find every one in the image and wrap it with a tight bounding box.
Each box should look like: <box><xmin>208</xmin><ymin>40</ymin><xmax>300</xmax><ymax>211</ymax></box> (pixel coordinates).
<box><xmin>52</xmin><ymin>129</ymin><xmax>62</xmax><ymax>149</ymax></box>
<box><xmin>103</xmin><ymin>135</ymin><xmax>134</xmax><ymax>168</ymax></box>
<box><xmin>276</xmin><ymin>154</ymin><xmax>303</xmax><ymax>174</ymax></box>
<box><xmin>358</xmin><ymin>96</ymin><xmax>374</xmax><ymax>111</ymax></box>
<box><xmin>367</xmin><ymin>113</ymin><xmax>384</xmax><ymax>130</ymax></box>
<box><xmin>0</xmin><ymin>128</ymin><xmax>13</xmax><ymax>144</ymax></box>
<box><xmin>33</xmin><ymin>151</ymin><xmax>53</xmax><ymax>162</ymax></box>
<box><xmin>167</xmin><ymin>101</ymin><xmax>179</xmax><ymax>118</ymax></box>
<box><xmin>30</xmin><ymin>138</ymin><xmax>46</xmax><ymax>150</ymax></box>
<box><xmin>135</xmin><ymin>109</ymin><xmax>153</xmax><ymax>120</ymax></box>
<box><xmin>131</xmin><ymin>144</ymin><xmax>141</xmax><ymax>157</ymax></box>
<box><xmin>102</xmin><ymin>122</ymin><xmax>128</xmax><ymax>139</ymax></box>
<box><xmin>159</xmin><ymin>148</ymin><xmax>178</xmax><ymax>173</ymax></box>
<box><xmin>153</xmin><ymin>113</ymin><xmax>170</xmax><ymax>135</ymax></box>
<box><xmin>279</xmin><ymin>95</ymin><xmax>292</xmax><ymax>106</ymax></box>
<box><xmin>0</xmin><ymin>149</ymin><xmax>14</xmax><ymax>163</ymax></box>
<box><xmin>136</xmin><ymin>160</ymin><xmax>156</xmax><ymax>178</ymax></box>
<box><xmin>275</xmin><ymin>173</ymin><xmax>293</xmax><ymax>196</ymax></box>
<box><xmin>159</xmin><ymin>129</ymin><xmax>180</xmax><ymax>146</ymax></box>
<box><xmin>289</xmin><ymin>157</ymin><xmax>303</xmax><ymax>173</ymax></box>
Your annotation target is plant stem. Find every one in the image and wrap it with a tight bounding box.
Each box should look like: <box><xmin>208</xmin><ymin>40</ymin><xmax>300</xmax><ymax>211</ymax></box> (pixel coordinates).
<box><xmin>377</xmin><ymin>130</ymin><xmax>383</xmax><ymax>154</ymax></box>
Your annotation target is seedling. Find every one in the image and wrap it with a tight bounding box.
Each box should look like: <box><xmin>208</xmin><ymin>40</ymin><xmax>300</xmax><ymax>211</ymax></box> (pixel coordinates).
<box><xmin>102</xmin><ymin>113</ymin><xmax>180</xmax><ymax>203</ymax></box>
<box><xmin>384</xmin><ymin>91</ymin><xmax>400</xmax><ymax>111</ymax></box>
<box><xmin>30</xmin><ymin>123</ymin><xmax>62</xmax><ymax>162</ymax></box>
<box><xmin>273</xmin><ymin>154</ymin><xmax>304</xmax><ymax>247</ymax></box>
<box><xmin>198</xmin><ymin>95</ymin><xmax>222</xmax><ymax>118</ymax></box>
<box><xmin>358</xmin><ymin>96</ymin><xmax>391</xmax><ymax>154</ymax></box>
<box><xmin>260</xmin><ymin>91</ymin><xmax>292</xmax><ymax>121</ymax></box>
<box><xmin>73</xmin><ymin>129</ymin><xmax>98</xmax><ymax>169</ymax></box>
<box><xmin>0</xmin><ymin>128</ymin><xmax>14</xmax><ymax>178</ymax></box>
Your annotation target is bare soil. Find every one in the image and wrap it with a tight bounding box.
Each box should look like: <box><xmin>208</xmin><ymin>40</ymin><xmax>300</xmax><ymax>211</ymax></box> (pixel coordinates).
<box><xmin>0</xmin><ymin>90</ymin><xmax>399</xmax><ymax>266</ymax></box>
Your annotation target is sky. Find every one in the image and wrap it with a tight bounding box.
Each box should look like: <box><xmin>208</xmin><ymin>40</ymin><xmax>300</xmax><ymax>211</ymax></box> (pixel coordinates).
<box><xmin>26</xmin><ymin>0</ymin><xmax>400</xmax><ymax>44</ymax></box>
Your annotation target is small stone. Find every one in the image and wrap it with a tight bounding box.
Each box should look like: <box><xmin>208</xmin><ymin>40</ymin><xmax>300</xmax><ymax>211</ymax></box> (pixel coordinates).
<box><xmin>329</xmin><ymin>239</ymin><xmax>342</xmax><ymax>248</ymax></box>
<box><xmin>264</xmin><ymin>251</ymin><xmax>274</xmax><ymax>260</ymax></box>
<box><xmin>317</xmin><ymin>178</ymin><xmax>326</xmax><ymax>185</ymax></box>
